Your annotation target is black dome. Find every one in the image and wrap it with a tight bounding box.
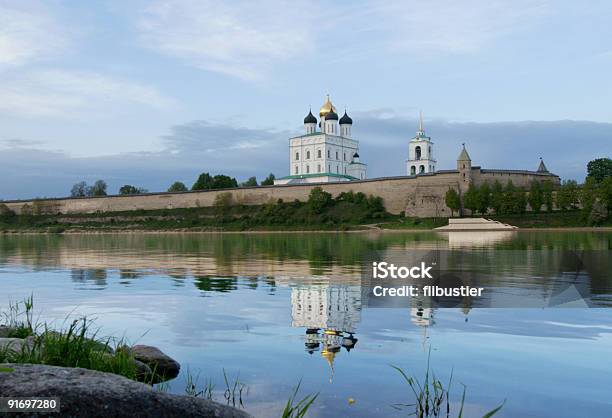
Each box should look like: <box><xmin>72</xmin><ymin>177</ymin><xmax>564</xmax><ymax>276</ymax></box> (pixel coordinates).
<box><xmin>304</xmin><ymin>110</ymin><xmax>317</xmax><ymax>124</ymax></box>
<box><xmin>340</xmin><ymin>111</ymin><xmax>353</xmax><ymax>125</ymax></box>
<box><xmin>325</xmin><ymin>109</ymin><xmax>338</xmax><ymax>120</ymax></box>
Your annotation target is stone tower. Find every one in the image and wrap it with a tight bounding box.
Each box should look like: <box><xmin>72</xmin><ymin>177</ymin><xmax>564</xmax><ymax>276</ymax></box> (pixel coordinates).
<box><xmin>457</xmin><ymin>144</ymin><xmax>472</xmax><ymax>190</ymax></box>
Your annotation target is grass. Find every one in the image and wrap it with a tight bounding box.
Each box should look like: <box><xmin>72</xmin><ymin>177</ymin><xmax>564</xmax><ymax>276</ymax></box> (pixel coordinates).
<box><xmin>0</xmin><ymin>191</ymin><xmax>395</xmax><ymax>232</ymax></box>
<box><xmin>281</xmin><ymin>380</ymin><xmax>319</xmax><ymax>418</ymax></box>
<box><xmin>391</xmin><ymin>348</ymin><xmax>505</xmax><ymax>418</ymax></box>
<box><xmin>0</xmin><ymin>297</ymin><xmax>157</xmax><ymax>383</ymax></box>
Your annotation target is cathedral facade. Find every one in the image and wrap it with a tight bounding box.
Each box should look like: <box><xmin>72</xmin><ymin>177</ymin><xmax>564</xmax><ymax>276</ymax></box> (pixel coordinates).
<box><xmin>274</xmin><ymin>95</ymin><xmax>367</xmax><ymax>185</ymax></box>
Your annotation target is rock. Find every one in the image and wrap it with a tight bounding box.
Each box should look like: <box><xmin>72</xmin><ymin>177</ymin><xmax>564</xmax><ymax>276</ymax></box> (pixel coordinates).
<box><xmin>131</xmin><ymin>345</ymin><xmax>180</xmax><ymax>381</ymax></box>
<box><xmin>0</xmin><ymin>363</ymin><xmax>251</xmax><ymax>418</ymax></box>
<box><xmin>0</xmin><ymin>337</ymin><xmax>34</xmax><ymax>354</ymax></box>
<box><xmin>0</xmin><ymin>326</ymin><xmax>17</xmax><ymax>338</ymax></box>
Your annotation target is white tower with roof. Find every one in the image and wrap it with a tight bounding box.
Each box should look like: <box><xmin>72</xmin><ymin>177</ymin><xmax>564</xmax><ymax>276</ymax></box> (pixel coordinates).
<box><xmin>406</xmin><ymin>112</ymin><xmax>436</xmax><ymax>176</ymax></box>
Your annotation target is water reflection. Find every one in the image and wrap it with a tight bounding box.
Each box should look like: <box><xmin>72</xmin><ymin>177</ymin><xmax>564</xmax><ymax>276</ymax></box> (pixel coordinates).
<box><xmin>1</xmin><ymin>232</ymin><xmax>612</xmax><ymax>417</ymax></box>
<box><xmin>290</xmin><ymin>283</ymin><xmax>361</xmax><ymax>381</ymax></box>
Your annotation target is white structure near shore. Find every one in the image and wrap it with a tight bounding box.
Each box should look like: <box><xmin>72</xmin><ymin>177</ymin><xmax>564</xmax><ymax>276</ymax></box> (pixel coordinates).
<box><xmin>274</xmin><ymin>95</ymin><xmax>367</xmax><ymax>185</ymax></box>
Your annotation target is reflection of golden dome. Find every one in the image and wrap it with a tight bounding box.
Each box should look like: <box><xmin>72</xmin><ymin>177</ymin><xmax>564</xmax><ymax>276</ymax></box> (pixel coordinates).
<box><xmin>321</xmin><ymin>347</ymin><xmax>337</xmax><ymax>383</ymax></box>
<box><xmin>319</xmin><ymin>95</ymin><xmax>337</xmax><ymax>118</ymax></box>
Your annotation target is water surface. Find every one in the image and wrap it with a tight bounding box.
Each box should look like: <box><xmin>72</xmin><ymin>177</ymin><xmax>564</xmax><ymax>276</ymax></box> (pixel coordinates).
<box><xmin>1</xmin><ymin>231</ymin><xmax>611</xmax><ymax>417</ymax></box>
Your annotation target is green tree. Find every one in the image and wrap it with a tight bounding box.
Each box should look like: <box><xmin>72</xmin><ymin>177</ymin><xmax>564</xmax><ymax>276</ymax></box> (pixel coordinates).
<box><xmin>528</xmin><ymin>181</ymin><xmax>543</xmax><ymax>213</ymax></box>
<box><xmin>514</xmin><ymin>186</ymin><xmax>527</xmax><ymax>214</ymax></box>
<box><xmin>587</xmin><ymin>158</ymin><xmax>612</xmax><ymax>183</ymax></box>
<box><xmin>463</xmin><ymin>184</ymin><xmax>480</xmax><ymax>214</ymax></box>
<box><xmin>541</xmin><ymin>180</ymin><xmax>554</xmax><ymax>212</ymax></box>
<box><xmin>89</xmin><ymin>180</ymin><xmax>107</xmax><ymax>197</ymax></box>
<box><xmin>580</xmin><ymin>177</ymin><xmax>598</xmax><ymax>219</ymax></box>
<box><xmin>308</xmin><ymin>187</ymin><xmax>332</xmax><ymax>213</ymax></box>
<box><xmin>557</xmin><ymin>180</ymin><xmax>579</xmax><ymax>210</ymax></box>
<box><xmin>167</xmin><ymin>181</ymin><xmax>188</xmax><ymax>192</ymax></box>
<box><xmin>70</xmin><ymin>181</ymin><xmax>88</xmax><ymax>197</ymax></box>
<box><xmin>241</xmin><ymin>176</ymin><xmax>258</xmax><ymax>187</ymax></box>
<box><xmin>261</xmin><ymin>173</ymin><xmax>275</xmax><ymax>186</ymax></box>
<box><xmin>490</xmin><ymin>180</ymin><xmax>504</xmax><ymax>214</ymax></box>
<box><xmin>192</xmin><ymin>172</ymin><xmax>214</xmax><ymax>190</ymax></box>
<box><xmin>119</xmin><ymin>185</ymin><xmax>147</xmax><ymax>195</ymax></box>
<box><xmin>478</xmin><ymin>182</ymin><xmax>491</xmax><ymax>214</ymax></box>
<box><xmin>211</xmin><ymin>175</ymin><xmax>238</xmax><ymax>189</ymax></box>
<box><xmin>0</xmin><ymin>203</ymin><xmax>16</xmax><ymax>224</ymax></box>
<box><xmin>445</xmin><ymin>188</ymin><xmax>460</xmax><ymax>217</ymax></box>
<box><xmin>501</xmin><ymin>181</ymin><xmax>516</xmax><ymax>214</ymax></box>
<box><xmin>599</xmin><ymin>177</ymin><xmax>612</xmax><ymax>215</ymax></box>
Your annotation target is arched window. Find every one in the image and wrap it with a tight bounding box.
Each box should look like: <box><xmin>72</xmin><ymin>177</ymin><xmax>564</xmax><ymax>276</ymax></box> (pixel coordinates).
<box><xmin>415</xmin><ymin>146</ymin><xmax>422</xmax><ymax>160</ymax></box>
<box><xmin>295</xmin><ymin>152</ymin><xmax>299</xmax><ymax>161</ymax></box>
<box><xmin>336</xmin><ymin>151</ymin><xmax>339</xmax><ymax>160</ymax></box>
<box><xmin>428</xmin><ymin>146</ymin><xmax>431</xmax><ymax>155</ymax></box>
<box><xmin>306</xmin><ymin>151</ymin><xmax>310</xmax><ymax>159</ymax></box>
<box><xmin>410</xmin><ymin>166</ymin><xmax>416</xmax><ymax>175</ymax></box>
<box><xmin>419</xmin><ymin>165</ymin><xmax>425</xmax><ymax>173</ymax></box>
<box><xmin>344</xmin><ymin>153</ymin><xmax>346</xmax><ymax>161</ymax></box>
<box><xmin>317</xmin><ymin>149</ymin><xmax>321</xmax><ymax>158</ymax></box>
<box><xmin>317</xmin><ymin>164</ymin><xmax>321</xmax><ymax>173</ymax></box>
<box><xmin>328</xmin><ymin>164</ymin><xmax>331</xmax><ymax>172</ymax></box>
<box><xmin>295</xmin><ymin>166</ymin><xmax>299</xmax><ymax>174</ymax></box>
<box><xmin>336</xmin><ymin>165</ymin><xmax>339</xmax><ymax>173</ymax></box>
<box><xmin>306</xmin><ymin>165</ymin><xmax>310</xmax><ymax>174</ymax></box>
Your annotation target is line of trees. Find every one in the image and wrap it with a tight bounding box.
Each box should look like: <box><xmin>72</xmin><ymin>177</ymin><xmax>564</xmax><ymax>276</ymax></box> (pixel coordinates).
<box><xmin>444</xmin><ymin>157</ymin><xmax>611</xmax><ymax>224</ymax></box>
<box><xmin>69</xmin><ymin>173</ymin><xmax>278</xmax><ymax>197</ymax></box>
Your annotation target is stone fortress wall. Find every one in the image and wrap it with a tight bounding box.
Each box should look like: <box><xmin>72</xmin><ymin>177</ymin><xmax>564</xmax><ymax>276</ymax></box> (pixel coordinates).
<box><xmin>3</xmin><ymin>166</ymin><xmax>559</xmax><ymax>218</ymax></box>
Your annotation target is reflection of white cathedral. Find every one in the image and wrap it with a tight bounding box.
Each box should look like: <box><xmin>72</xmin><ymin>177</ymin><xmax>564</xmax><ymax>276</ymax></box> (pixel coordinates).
<box><xmin>291</xmin><ymin>284</ymin><xmax>361</xmax><ymax>382</ymax></box>
<box><xmin>275</xmin><ymin>95</ymin><xmax>367</xmax><ymax>185</ymax></box>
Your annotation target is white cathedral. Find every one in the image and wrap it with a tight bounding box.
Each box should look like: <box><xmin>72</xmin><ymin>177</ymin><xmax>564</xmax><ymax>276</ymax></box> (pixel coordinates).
<box><xmin>274</xmin><ymin>95</ymin><xmax>437</xmax><ymax>185</ymax></box>
<box><xmin>274</xmin><ymin>95</ymin><xmax>368</xmax><ymax>185</ymax></box>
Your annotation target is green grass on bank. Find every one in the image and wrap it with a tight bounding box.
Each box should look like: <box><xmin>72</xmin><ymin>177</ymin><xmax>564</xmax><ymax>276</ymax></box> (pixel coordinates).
<box><xmin>0</xmin><ymin>189</ymin><xmax>397</xmax><ymax>232</ymax></box>
<box><xmin>488</xmin><ymin>210</ymin><xmax>612</xmax><ymax>228</ymax></box>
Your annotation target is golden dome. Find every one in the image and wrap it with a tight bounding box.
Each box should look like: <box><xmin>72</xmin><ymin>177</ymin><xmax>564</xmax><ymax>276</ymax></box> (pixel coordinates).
<box><xmin>319</xmin><ymin>95</ymin><xmax>337</xmax><ymax>117</ymax></box>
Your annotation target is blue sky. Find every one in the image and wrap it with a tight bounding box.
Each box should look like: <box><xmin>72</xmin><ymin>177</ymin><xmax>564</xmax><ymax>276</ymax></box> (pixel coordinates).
<box><xmin>0</xmin><ymin>0</ymin><xmax>611</xmax><ymax>199</ymax></box>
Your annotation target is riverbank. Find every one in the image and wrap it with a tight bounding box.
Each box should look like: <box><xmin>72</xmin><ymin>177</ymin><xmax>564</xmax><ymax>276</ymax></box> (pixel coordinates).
<box><xmin>1</xmin><ymin>200</ymin><xmax>610</xmax><ymax>234</ymax></box>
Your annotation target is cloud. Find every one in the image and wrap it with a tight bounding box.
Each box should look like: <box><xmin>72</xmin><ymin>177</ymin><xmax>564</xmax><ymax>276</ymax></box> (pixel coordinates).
<box><xmin>135</xmin><ymin>0</ymin><xmax>315</xmax><ymax>80</ymax></box>
<box><xmin>371</xmin><ymin>0</ymin><xmax>549</xmax><ymax>53</ymax></box>
<box><xmin>0</xmin><ymin>2</ymin><xmax>67</xmax><ymax>69</ymax></box>
<box><xmin>0</xmin><ymin>70</ymin><xmax>176</xmax><ymax>117</ymax></box>
<box><xmin>1</xmin><ymin>116</ymin><xmax>609</xmax><ymax>200</ymax></box>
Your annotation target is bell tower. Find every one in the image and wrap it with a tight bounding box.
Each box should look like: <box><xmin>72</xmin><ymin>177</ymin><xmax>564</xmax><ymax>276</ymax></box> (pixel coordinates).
<box><xmin>406</xmin><ymin>111</ymin><xmax>436</xmax><ymax>176</ymax></box>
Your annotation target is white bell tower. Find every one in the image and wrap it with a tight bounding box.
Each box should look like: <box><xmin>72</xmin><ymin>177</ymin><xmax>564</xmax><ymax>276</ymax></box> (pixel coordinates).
<box><xmin>406</xmin><ymin>111</ymin><xmax>436</xmax><ymax>176</ymax></box>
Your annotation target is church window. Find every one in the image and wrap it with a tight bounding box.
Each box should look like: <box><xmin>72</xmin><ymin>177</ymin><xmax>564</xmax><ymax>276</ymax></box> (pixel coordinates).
<box><xmin>295</xmin><ymin>166</ymin><xmax>299</xmax><ymax>174</ymax></box>
<box><xmin>344</xmin><ymin>153</ymin><xmax>346</xmax><ymax>161</ymax></box>
<box><xmin>410</xmin><ymin>166</ymin><xmax>416</xmax><ymax>175</ymax></box>
<box><xmin>462</xmin><ymin>164</ymin><xmax>465</xmax><ymax>169</ymax></box>
<box><xmin>415</xmin><ymin>146</ymin><xmax>422</xmax><ymax>160</ymax></box>
<box><xmin>419</xmin><ymin>165</ymin><xmax>425</xmax><ymax>173</ymax></box>
<box><xmin>327</xmin><ymin>150</ymin><xmax>330</xmax><ymax>158</ymax></box>
<box><xmin>306</xmin><ymin>165</ymin><xmax>310</xmax><ymax>174</ymax></box>
<box><xmin>317</xmin><ymin>164</ymin><xmax>321</xmax><ymax>173</ymax></box>
<box><xmin>336</xmin><ymin>151</ymin><xmax>339</xmax><ymax>160</ymax></box>
<box><xmin>328</xmin><ymin>164</ymin><xmax>331</xmax><ymax>172</ymax></box>
<box><xmin>295</xmin><ymin>152</ymin><xmax>299</xmax><ymax>160</ymax></box>
<box><xmin>306</xmin><ymin>151</ymin><xmax>310</xmax><ymax>159</ymax></box>
<box><xmin>428</xmin><ymin>146</ymin><xmax>431</xmax><ymax>155</ymax></box>
<box><xmin>336</xmin><ymin>165</ymin><xmax>339</xmax><ymax>173</ymax></box>
<box><xmin>317</xmin><ymin>149</ymin><xmax>321</xmax><ymax>158</ymax></box>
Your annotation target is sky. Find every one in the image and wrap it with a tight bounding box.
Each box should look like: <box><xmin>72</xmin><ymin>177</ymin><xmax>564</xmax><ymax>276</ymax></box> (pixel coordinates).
<box><xmin>0</xmin><ymin>0</ymin><xmax>611</xmax><ymax>199</ymax></box>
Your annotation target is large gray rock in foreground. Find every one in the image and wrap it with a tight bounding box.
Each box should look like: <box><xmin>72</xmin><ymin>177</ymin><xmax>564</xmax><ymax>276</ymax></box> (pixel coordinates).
<box><xmin>0</xmin><ymin>364</ymin><xmax>251</xmax><ymax>418</ymax></box>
